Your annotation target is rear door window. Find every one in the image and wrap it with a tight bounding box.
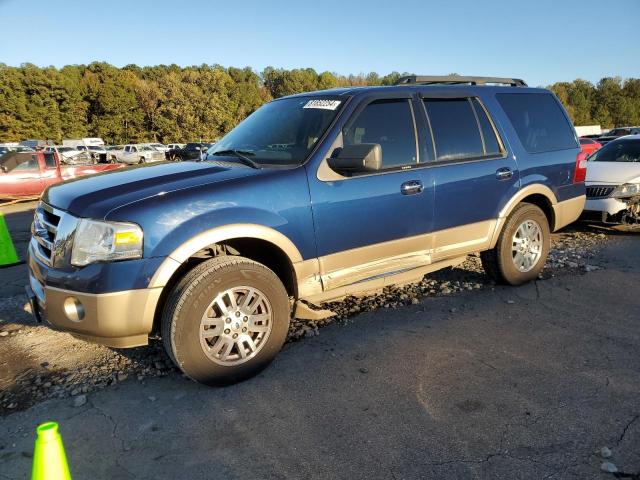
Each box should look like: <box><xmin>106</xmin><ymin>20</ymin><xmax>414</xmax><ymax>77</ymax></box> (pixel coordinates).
<box><xmin>471</xmin><ymin>98</ymin><xmax>502</xmax><ymax>156</ymax></box>
<box><xmin>424</xmin><ymin>98</ymin><xmax>504</xmax><ymax>161</ymax></box>
<box><xmin>497</xmin><ymin>93</ymin><xmax>577</xmax><ymax>153</ymax></box>
<box><xmin>344</xmin><ymin>99</ymin><xmax>417</xmax><ymax>169</ymax></box>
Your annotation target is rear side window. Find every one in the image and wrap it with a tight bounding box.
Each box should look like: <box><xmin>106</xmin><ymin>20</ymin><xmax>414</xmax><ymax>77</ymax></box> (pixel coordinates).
<box><xmin>423</xmin><ymin>98</ymin><xmax>503</xmax><ymax>161</ymax></box>
<box><xmin>344</xmin><ymin>99</ymin><xmax>417</xmax><ymax>169</ymax></box>
<box><xmin>497</xmin><ymin>93</ymin><xmax>577</xmax><ymax>153</ymax></box>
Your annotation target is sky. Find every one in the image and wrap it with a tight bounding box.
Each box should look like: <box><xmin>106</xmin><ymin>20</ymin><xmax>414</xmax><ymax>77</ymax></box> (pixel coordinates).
<box><xmin>0</xmin><ymin>0</ymin><xmax>638</xmax><ymax>87</ymax></box>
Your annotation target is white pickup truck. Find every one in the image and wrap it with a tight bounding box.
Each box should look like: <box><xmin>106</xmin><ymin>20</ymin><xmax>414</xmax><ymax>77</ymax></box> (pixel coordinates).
<box><xmin>117</xmin><ymin>145</ymin><xmax>165</xmax><ymax>165</ymax></box>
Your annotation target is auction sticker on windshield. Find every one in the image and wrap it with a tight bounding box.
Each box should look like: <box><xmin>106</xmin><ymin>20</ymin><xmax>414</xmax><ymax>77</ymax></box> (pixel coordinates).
<box><xmin>303</xmin><ymin>99</ymin><xmax>342</xmax><ymax>110</ymax></box>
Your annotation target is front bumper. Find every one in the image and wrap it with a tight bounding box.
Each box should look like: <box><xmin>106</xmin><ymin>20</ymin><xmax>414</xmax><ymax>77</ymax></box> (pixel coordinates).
<box><xmin>584</xmin><ymin>197</ymin><xmax>628</xmax><ymax>216</ymax></box>
<box><xmin>27</xmin><ymin>269</ymin><xmax>162</xmax><ymax>348</ymax></box>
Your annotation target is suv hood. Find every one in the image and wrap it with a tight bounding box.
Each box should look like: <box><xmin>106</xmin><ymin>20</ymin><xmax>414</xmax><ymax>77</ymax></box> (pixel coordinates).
<box><xmin>586</xmin><ymin>161</ymin><xmax>640</xmax><ymax>185</ymax></box>
<box><xmin>43</xmin><ymin>161</ymin><xmax>262</xmax><ymax>218</ymax></box>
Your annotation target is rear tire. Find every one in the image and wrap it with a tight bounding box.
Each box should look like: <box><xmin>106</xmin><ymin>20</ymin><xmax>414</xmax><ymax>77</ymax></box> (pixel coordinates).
<box><xmin>161</xmin><ymin>256</ymin><xmax>290</xmax><ymax>385</ymax></box>
<box><xmin>481</xmin><ymin>203</ymin><xmax>550</xmax><ymax>285</ymax></box>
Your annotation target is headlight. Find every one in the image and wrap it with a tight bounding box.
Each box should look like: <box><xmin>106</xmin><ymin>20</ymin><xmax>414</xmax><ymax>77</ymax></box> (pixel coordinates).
<box><xmin>611</xmin><ymin>183</ymin><xmax>640</xmax><ymax>198</ymax></box>
<box><xmin>71</xmin><ymin>219</ymin><xmax>143</xmax><ymax>266</ymax></box>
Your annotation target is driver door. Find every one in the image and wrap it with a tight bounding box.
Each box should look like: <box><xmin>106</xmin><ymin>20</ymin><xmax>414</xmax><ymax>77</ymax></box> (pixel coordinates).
<box><xmin>308</xmin><ymin>96</ymin><xmax>435</xmax><ymax>290</ymax></box>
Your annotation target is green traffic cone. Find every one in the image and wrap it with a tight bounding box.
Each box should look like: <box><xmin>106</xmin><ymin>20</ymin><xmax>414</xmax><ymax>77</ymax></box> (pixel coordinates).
<box><xmin>32</xmin><ymin>422</ymin><xmax>72</xmax><ymax>480</ymax></box>
<box><xmin>0</xmin><ymin>211</ymin><xmax>20</xmax><ymax>267</ymax></box>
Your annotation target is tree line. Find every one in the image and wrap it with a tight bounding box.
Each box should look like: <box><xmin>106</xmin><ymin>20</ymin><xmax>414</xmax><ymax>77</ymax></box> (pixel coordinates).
<box><xmin>0</xmin><ymin>63</ymin><xmax>638</xmax><ymax>144</ymax></box>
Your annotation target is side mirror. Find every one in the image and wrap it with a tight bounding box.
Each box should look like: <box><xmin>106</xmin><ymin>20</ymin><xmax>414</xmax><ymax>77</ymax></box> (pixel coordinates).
<box><xmin>327</xmin><ymin>143</ymin><xmax>382</xmax><ymax>175</ymax></box>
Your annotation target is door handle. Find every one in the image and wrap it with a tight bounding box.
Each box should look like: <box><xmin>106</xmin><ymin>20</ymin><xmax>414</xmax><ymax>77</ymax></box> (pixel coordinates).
<box><xmin>401</xmin><ymin>180</ymin><xmax>424</xmax><ymax>195</ymax></box>
<box><xmin>496</xmin><ymin>167</ymin><xmax>513</xmax><ymax>180</ymax></box>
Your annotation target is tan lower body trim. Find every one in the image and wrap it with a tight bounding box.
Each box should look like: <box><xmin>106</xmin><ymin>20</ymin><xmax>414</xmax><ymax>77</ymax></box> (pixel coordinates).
<box><xmin>552</xmin><ymin>195</ymin><xmax>585</xmax><ymax>231</ymax></box>
<box><xmin>44</xmin><ymin>286</ymin><xmax>162</xmax><ymax>348</ymax></box>
<box><xmin>297</xmin><ymin>219</ymin><xmax>496</xmax><ymax>302</ymax></box>
<box><xmin>302</xmin><ymin>256</ymin><xmax>466</xmax><ymax>304</ymax></box>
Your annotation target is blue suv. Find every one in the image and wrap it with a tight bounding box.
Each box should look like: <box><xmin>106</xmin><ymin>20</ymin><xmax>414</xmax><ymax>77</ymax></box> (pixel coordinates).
<box><xmin>27</xmin><ymin>75</ymin><xmax>586</xmax><ymax>384</ymax></box>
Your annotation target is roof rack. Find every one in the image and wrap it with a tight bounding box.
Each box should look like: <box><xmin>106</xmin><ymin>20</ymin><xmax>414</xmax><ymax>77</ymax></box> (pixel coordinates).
<box><xmin>394</xmin><ymin>75</ymin><xmax>527</xmax><ymax>87</ymax></box>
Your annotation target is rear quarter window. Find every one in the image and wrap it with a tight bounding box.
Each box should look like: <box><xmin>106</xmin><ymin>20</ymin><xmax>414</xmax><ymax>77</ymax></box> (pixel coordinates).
<box><xmin>497</xmin><ymin>93</ymin><xmax>577</xmax><ymax>153</ymax></box>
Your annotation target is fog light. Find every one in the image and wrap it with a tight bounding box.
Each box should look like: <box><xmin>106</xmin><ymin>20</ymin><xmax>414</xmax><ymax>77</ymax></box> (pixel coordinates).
<box><xmin>63</xmin><ymin>297</ymin><xmax>85</xmax><ymax>322</ymax></box>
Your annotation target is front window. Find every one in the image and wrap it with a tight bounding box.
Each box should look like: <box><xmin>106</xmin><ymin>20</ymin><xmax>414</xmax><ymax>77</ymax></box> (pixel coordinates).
<box><xmin>343</xmin><ymin>99</ymin><xmax>417</xmax><ymax>169</ymax></box>
<box><xmin>589</xmin><ymin>139</ymin><xmax>640</xmax><ymax>163</ymax></box>
<box><xmin>208</xmin><ymin>96</ymin><xmax>345</xmax><ymax>166</ymax></box>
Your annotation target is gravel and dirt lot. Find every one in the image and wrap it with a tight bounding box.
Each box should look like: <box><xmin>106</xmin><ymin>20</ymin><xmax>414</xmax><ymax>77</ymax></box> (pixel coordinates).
<box><xmin>1</xmin><ymin>201</ymin><xmax>638</xmax><ymax>479</ymax></box>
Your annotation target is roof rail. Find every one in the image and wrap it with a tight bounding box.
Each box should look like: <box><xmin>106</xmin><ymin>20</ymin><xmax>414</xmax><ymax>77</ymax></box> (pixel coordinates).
<box><xmin>394</xmin><ymin>75</ymin><xmax>527</xmax><ymax>87</ymax></box>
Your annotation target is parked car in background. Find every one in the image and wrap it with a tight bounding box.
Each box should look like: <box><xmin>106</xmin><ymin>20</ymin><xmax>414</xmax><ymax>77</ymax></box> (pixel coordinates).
<box><xmin>166</xmin><ymin>142</ymin><xmax>211</xmax><ymax>161</ymax></box>
<box><xmin>76</xmin><ymin>144</ymin><xmax>108</xmax><ymax>163</ymax></box>
<box><xmin>118</xmin><ymin>144</ymin><xmax>165</xmax><ymax>164</ymax></box>
<box><xmin>144</xmin><ymin>143</ymin><xmax>169</xmax><ymax>153</ymax></box>
<box><xmin>26</xmin><ymin>75</ymin><xmax>586</xmax><ymax>385</ymax></box>
<box><xmin>583</xmin><ymin>135</ymin><xmax>640</xmax><ymax>225</ymax></box>
<box><xmin>0</xmin><ymin>151</ymin><xmax>123</xmax><ymax>197</ymax></box>
<box><xmin>0</xmin><ymin>145</ymin><xmax>35</xmax><ymax>156</ymax></box>
<box><xmin>597</xmin><ymin>127</ymin><xmax>640</xmax><ymax>145</ymax></box>
<box><xmin>105</xmin><ymin>146</ymin><xmax>124</xmax><ymax>162</ymax></box>
<box><xmin>19</xmin><ymin>139</ymin><xmax>48</xmax><ymax>150</ymax></box>
<box><xmin>579</xmin><ymin>137</ymin><xmax>602</xmax><ymax>156</ymax></box>
<box><xmin>62</xmin><ymin>137</ymin><xmax>105</xmax><ymax>148</ymax></box>
<box><xmin>44</xmin><ymin>146</ymin><xmax>87</xmax><ymax>164</ymax></box>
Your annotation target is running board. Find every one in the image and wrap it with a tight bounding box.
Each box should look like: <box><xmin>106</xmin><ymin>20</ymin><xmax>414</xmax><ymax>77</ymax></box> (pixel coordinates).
<box><xmin>293</xmin><ymin>301</ymin><xmax>336</xmax><ymax>321</ymax></box>
<box><xmin>301</xmin><ymin>255</ymin><xmax>466</xmax><ymax>304</ymax></box>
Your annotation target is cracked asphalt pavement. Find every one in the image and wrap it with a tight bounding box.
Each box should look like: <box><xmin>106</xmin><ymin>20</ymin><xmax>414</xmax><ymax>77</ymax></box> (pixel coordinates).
<box><xmin>0</xmin><ymin>213</ymin><xmax>639</xmax><ymax>479</ymax></box>
<box><xmin>0</xmin><ymin>222</ymin><xmax>640</xmax><ymax>479</ymax></box>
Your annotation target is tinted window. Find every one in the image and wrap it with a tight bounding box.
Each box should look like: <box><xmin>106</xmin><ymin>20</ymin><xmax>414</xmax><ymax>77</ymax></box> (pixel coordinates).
<box><xmin>44</xmin><ymin>153</ymin><xmax>57</xmax><ymax>168</ymax></box>
<box><xmin>579</xmin><ymin>138</ymin><xmax>592</xmax><ymax>145</ymax></box>
<box><xmin>472</xmin><ymin>98</ymin><xmax>502</xmax><ymax>156</ymax></box>
<box><xmin>343</xmin><ymin>99</ymin><xmax>417</xmax><ymax>169</ymax></box>
<box><xmin>497</xmin><ymin>93</ymin><xmax>577</xmax><ymax>153</ymax></box>
<box><xmin>424</xmin><ymin>98</ymin><xmax>483</xmax><ymax>161</ymax></box>
<box><xmin>590</xmin><ymin>139</ymin><xmax>640</xmax><ymax>163</ymax></box>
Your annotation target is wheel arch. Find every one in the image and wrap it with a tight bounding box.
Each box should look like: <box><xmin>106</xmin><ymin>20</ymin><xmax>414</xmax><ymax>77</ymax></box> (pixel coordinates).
<box><xmin>490</xmin><ymin>184</ymin><xmax>558</xmax><ymax>248</ymax></box>
<box><xmin>148</xmin><ymin>224</ymin><xmax>302</xmax><ymax>334</ymax></box>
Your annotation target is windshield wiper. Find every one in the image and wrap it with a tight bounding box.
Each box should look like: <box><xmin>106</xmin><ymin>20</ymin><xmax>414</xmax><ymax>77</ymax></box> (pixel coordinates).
<box><xmin>211</xmin><ymin>150</ymin><xmax>260</xmax><ymax>169</ymax></box>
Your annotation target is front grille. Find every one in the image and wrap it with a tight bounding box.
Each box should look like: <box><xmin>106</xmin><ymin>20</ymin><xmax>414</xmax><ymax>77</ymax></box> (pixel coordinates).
<box><xmin>32</xmin><ymin>204</ymin><xmax>61</xmax><ymax>266</ymax></box>
<box><xmin>586</xmin><ymin>186</ymin><xmax>615</xmax><ymax>199</ymax></box>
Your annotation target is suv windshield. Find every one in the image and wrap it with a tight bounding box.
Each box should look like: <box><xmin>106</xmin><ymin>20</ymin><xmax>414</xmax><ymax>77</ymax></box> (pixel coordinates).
<box><xmin>208</xmin><ymin>96</ymin><xmax>345</xmax><ymax>166</ymax></box>
<box><xmin>589</xmin><ymin>138</ymin><xmax>640</xmax><ymax>163</ymax></box>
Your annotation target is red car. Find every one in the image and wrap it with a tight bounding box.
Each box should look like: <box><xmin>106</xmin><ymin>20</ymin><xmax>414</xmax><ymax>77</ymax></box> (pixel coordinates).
<box><xmin>0</xmin><ymin>151</ymin><xmax>124</xmax><ymax>197</ymax></box>
<box><xmin>579</xmin><ymin>137</ymin><xmax>602</xmax><ymax>156</ymax></box>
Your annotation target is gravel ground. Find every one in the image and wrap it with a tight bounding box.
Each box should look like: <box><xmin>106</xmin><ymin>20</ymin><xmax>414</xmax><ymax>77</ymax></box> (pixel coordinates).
<box><xmin>0</xmin><ymin>224</ymin><xmax>614</xmax><ymax>415</ymax></box>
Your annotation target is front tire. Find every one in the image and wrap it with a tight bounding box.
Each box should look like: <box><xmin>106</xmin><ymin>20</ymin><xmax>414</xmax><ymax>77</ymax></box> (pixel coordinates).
<box><xmin>161</xmin><ymin>256</ymin><xmax>291</xmax><ymax>385</ymax></box>
<box><xmin>481</xmin><ymin>203</ymin><xmax>550</xmax><ymax>285</ymax></box>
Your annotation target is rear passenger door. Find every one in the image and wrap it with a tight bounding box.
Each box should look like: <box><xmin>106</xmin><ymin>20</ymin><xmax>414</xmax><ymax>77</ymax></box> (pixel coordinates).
<box><xmin>420</xmin><ymin>95</ymin><xmax>519</xmax><ymax>259</ymax></box>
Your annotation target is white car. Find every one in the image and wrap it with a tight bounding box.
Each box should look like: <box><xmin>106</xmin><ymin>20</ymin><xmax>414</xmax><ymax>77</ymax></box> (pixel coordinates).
<box><xmin>144</xmin><ymin>143</ymin><xmax>169</xmax><ymax>153</ymax></box>
<box><xmin>166</xmin><ymin>143</ymin><xmax>185</xmax><ymax>150</ymax></box>
<box><xmin>76</xmin><ymin>144</ymin><xmax>108</xmax><ymax>162</ymax></box>
<box><xmin>44</xmin><ymin>146</ymin><xmax>87</xmax><ymax>164</ymax></box>
<box><xmin>118</xmin><ymin>144</ymin><xmax>165</xmax><ymax>165</ymax></box>
<box><xmin>584</xmin><ymin>135</ymin><xmax>640</xmax><ymax>225</ymax></box>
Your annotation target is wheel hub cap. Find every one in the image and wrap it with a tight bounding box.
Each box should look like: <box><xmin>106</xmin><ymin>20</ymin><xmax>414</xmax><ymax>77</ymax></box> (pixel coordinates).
<box><xmin>199</xmin><ymin>286</ymin><xmax>273</xmax><ymax>366</ymax></box>
<box><xmin>511</xmin><ymin>219</ymin><xmax>543</xmax><ymax>273</ymax></box>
